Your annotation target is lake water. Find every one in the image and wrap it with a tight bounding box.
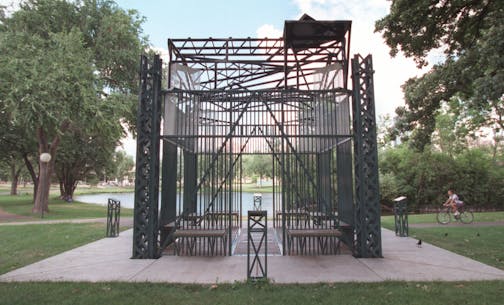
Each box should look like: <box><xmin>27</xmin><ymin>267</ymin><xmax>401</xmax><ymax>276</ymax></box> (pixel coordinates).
<box><xmin>75</xmin><ymin>192</ymin><xmax>276</xmax><ymax>217</ymax></box>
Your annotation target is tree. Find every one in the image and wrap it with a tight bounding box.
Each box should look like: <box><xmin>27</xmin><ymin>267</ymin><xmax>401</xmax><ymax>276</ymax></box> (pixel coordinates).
<box><xmin>376</xmin><ymin>0</ymin><xmax>504</xmax><ymax>150</ymax></box>
<box><xmin>431</xmin><ymin>99</ymin><xmax>471</xmax><ymax>156</ymax></box>
<box><xmin>243</xmin><ymin>155</ymin><xmax>272</xmax><ymax>186</ymax></box>
<box><xmin>55</xmin><ymin>122</ymin><xmax>123</xmax><ymax>200</ymax></box>
<box><xmin>1</xmin><ymin>29</ymin><xmax>96</xmax><ymax>213</ymax></box>
<box><xmin>112</xmin><ymin>150</ymin><xmax>135</xmax><ymax>185</ymax></box>
<box><xmin>0</xmin><ymin>0</ymin><xmax>147</xmax><ymax>213</ymax></box>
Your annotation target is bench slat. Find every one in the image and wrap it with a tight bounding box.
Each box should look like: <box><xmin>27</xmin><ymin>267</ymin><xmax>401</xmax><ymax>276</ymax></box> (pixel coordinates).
<box><xmin>174</xmin><ymin>229</ymin><xmax>227</xmax><ymax>238</ymax></box>
<box><xmin>287</xmin><ymin>229</ymin><xmax>342</xmax><ymax>237</ymax></box>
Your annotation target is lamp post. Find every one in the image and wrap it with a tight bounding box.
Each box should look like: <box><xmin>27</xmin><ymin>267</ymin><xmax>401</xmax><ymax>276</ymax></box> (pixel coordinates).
<box><xmin>39</xmin><ymin>153</ymin><xmax>51</xmax><ymax>218</ymax></box>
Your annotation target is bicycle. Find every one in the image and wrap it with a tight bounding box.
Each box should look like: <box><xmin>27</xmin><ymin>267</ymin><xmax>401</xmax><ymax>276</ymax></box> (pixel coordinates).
<box><xmin>436</xmin><ymin>204</ymin><xmax>474</xmax><ymax>224</ymax></box>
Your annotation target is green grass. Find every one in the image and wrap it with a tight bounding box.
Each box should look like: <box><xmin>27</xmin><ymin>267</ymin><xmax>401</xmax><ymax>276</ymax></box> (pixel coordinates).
<box><xmin>73</xmin><ymin>185</ymin><xmax>134</xmax><ymax>195</ymax></box>
<box><xmin>381</xmin><ymin>211</ymin><xmax>504</xmax><ymax>229</ymax></box>
<box><xmin>408</xmin><ymin>226</ymin><xmax>504</xmax><ymax>270</ymax></box>
<box><xmin>0</xmin><ymin>194</ymin><xmax>133</xmax><ymax>221</ymax></box>
<box><xmin>0</xmin><ymin>281</ymin><xmax>503</xmax><ymax>305</ymax></box>
<box><xmin>0</xmin><ymin>184</ymin><xmax>134</xmax><ymax>196</ymax></box>
<box><xmin>235</xmin><ymin>183</ymin><xmax>274</xmax><ymax>193</ymax></box>
<box><xmin>381</xmin><ymin>213</ymin><xmax>438</xmax><ymax>228</ymax></box>
<box><xmin>0</xmin><ymin>223</ymin><xmax>107</xmax><ymax>275</ymax></box>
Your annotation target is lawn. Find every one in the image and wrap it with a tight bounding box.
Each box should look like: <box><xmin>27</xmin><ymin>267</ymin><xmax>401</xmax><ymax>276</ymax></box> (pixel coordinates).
<box><xmin>381</xmin><ymin>211</ymin><xmax>504</xmax><ymax>229</ymax></box>
<box><xmin>238</xmin><ymin>183</ymin><xmax>274</xmax><ymax>193</ymax></box>
<box><xmin>0</xmin><ymin>281</ymin><xmax>503</xmax><ymax>305</ymax></box>
<box><xmin>0</xmin><ymin>223</ymin><xmax>107</xmax><ymax>274</ymax></box>
<box><xmin>0</xmin><ymin>194</ymin><xmax>133</xmax><ymax>221</ymax></box>
<box><xmin>0</xmin><ymin>200</ymin><xmax>502</xmax><ymax>304</ymax></box>
<box><xmin>408</xmin><ymin>226</ymin><xmax>504</xmax><ymax>270</ymax></box>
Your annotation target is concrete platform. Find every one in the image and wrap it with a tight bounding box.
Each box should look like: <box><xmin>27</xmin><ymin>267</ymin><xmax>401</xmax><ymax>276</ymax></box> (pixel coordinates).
<box><xmin>1</xmin><ymin>228</ymin><xmax>504</xmax><ymax>283</ymax></box>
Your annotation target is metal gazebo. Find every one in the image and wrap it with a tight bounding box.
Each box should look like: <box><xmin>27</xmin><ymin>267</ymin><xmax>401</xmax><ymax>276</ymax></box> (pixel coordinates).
<box><xmin>132</xmin><ymin>15</ymin><xmax>381</xmax><ymax>259</ymax></box>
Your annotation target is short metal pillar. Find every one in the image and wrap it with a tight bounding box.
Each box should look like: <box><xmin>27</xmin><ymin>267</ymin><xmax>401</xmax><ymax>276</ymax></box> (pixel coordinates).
<box><xmin>106</xmin><ymin>198</ymin><xmax>121</xmax><ymax>237</ymax></box>
<box><xmin>247</xmin><ymin>210</ymin><xmax>267</xmax><ymax>280</ymax></box>
<box><xmin>253</xmin><ymin>193</ymin><xmax>262</xmax><ymax>211</ymax></box>
<box><xmin>394</xmin><ymin>196</ymin><xmax>408</xmax><ymax>237</ymax></box>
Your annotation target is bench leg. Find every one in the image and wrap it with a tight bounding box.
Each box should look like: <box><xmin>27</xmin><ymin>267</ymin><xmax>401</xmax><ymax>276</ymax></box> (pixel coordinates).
<box><xmin>223</xmin><ymin>234</ymin><xmax>227</xmax><ymax>256</ymax></box>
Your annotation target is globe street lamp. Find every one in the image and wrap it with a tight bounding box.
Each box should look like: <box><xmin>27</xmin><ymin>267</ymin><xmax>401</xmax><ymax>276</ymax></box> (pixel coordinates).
<box><xmin>40</xmin><ymin>152</ymin><xmax>52</xmax><ymax>163</ymax></box>
<box><xmin>39</xmin><ymin>153</ymin><xmax>51</xmax><ymax>218</ymax></box>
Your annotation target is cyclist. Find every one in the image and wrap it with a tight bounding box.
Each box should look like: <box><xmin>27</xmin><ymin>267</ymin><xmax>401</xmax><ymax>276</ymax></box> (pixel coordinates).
<box><xmin>443</xmin><ymin>189</ymin><xmax>463</xmax><ymax>217</ymax></box>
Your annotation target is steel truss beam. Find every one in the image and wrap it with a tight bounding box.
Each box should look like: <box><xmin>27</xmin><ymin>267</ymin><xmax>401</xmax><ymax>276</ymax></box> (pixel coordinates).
<box><xmin>168</xmin><ymin>37</ymin><xmax>349</xmax><ymax>90</ymax></box>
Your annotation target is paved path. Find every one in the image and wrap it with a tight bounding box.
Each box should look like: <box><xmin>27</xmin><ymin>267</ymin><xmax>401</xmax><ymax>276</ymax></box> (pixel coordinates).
<box><xmin>0</xmin><ymin>215</ymin><xmax>134</xmax><ymax>227</ymax></box>
<box><xmin>1</xmin><ymin>228</ymin><xmax>503</xmax><ymax>283</ymax></box>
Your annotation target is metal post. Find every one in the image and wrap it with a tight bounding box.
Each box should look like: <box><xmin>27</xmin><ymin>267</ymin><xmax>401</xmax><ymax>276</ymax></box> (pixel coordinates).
<box><xmin>394</xmin><ymin>196</ymin><xmax>408</xmax><ymax>237</ymax></box>
<box><xmin>247</xmin><ymin>210</ymin><xmax>267</xmax><ymax>280</ymax></box>
<box><xmin>106</xmin><ymin>198</ymin><xmax>120</xmax><ymax>237</ymax></box>
<box><xmin>253</xmin><ymin>193</ymin><xmax>262</xmax><ymax>211</ymax></box>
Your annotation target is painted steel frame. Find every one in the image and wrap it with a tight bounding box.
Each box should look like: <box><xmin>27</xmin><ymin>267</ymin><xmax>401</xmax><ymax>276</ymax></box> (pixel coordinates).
<box><xmin>133</xmin><ymin>19</ymin><xmax>382</xmax><ymax>259</ymax></box>
<box><xmin>132</xmin><ymin>55</ymin><xmax>162</xmax><ymax>259</ymax></box>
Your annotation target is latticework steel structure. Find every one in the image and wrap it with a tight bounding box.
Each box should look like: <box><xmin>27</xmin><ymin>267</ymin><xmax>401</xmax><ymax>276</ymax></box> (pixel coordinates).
<box><xmin>133</xmin><ymin>15</ymin><xmax>382</xmax><ymax>259</ymax></box>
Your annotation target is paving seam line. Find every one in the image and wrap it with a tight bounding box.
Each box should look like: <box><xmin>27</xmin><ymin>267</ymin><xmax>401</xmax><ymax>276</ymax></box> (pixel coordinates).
<box><xmin>127</xmin><ymin>258</ymin><xmax>159</xmax><ymax>281</ymax></box>
<box><xmin>385</xmin><ymin>255</ymin><xmax>504</xmax><ymax>276</ymax></box>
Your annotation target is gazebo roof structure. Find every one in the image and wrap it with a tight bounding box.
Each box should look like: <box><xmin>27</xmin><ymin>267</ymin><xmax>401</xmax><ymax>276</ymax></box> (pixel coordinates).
<box><xmin>168</xmin><ymin>16</ymin><xmax>351</xmax><ymax>90</ymax></box>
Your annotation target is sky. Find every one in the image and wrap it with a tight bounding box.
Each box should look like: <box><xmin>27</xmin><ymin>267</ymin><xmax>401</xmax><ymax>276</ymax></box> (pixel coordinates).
<box><xmin>1</xmin><ymin>0</ymin><xmax>432</xmax><ymax>157</ymax></box>
<box><xmin>113</xmin><ymin>0</ymin><xmax>430</xmax><ymax>114</ymax></box>
<box><xmin>113</xmin><ymin>0</ymin><xmax>432</xmax><ymax>157</ymax></box>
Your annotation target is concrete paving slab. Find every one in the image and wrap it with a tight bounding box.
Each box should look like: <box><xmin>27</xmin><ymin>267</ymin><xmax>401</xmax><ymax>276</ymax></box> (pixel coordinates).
<box><xmin>268</xmin><ymin>255</ymin><xmax>382</xmax><ymax>283</ymax></box>
<box><xmin>133</xmin><ymin>256</ymin><xmax>245</xmax><ymax>283</ymax></box>
<box><xmin>358</xmin><ymin>230</ymin><xmax>504</xmax><ymax>282</ymax></box>
<box><xmin>1</xmin><ymin>228</ymin><xmax>504</xmax><ymax>283</ymax></box>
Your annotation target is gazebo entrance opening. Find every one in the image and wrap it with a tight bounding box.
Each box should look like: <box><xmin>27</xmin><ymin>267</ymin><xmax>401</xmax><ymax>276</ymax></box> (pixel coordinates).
<box><xmin>132</xmin><ymin>16</ymin><xmax>382</xmax><ymax>259</ymax></box>
<box><xmin>162</xmin><ymin>90</ymin><xmax>351</xmax><ymax>256</ymax></box>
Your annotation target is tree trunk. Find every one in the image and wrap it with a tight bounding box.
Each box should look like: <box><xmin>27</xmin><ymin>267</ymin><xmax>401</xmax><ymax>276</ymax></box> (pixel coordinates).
<box><xmin>56</xmin><ymin>162</ymin><xmax>80</xmax><ymax>202</ymax></box>
<box><xmin>23</xmin><ymin>153</ymin><xmax>38</xmax><ymax>202</ymax></box>
<box><xmin>61</xmin><ymin>174</ymin><xmax>78</xmax><ymax>201</ymax></box>
<box><xmin>33</xmin><ymin>160</ymin><xmax>51</xmax><ymax>214</ymax></box>
<box><xmin>9</xmin><ymin>160</ymin><xmax>21</xmax><ymax>196</ymax></box>
<box><xmin>32</xmin><ymin>126</ymin><xmax>65</xmax><ymax>214</ymax></box>
<box><xmin>59</xmin><ymin>180</ymin><xmax>65</xmax><ymax>198</ymax></box>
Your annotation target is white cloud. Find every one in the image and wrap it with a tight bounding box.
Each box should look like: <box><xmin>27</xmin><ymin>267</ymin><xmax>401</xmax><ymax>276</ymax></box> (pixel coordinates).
<box><xmin>256</xmin><ymin>24</ymin><xmax>283</xmax><ymax>38</ymax></box>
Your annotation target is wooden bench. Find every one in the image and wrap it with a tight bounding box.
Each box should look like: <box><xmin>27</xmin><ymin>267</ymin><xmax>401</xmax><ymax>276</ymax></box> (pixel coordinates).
<box><xmin>287</xmin><ymin>228</ymin><xmax>342</xmax><ymax>255</ymax></box>
<box><xmin>205</xmin><ymin>211</ymin><xmax>240</xmax><ymax>227</ymax></box>
<box><xmin>275</xmin><ymin>210</ymin><xmax>309</xmax><ymax>227</ymax></box>
<box><xmin>309</xmin><ymin>211</ymin><xmax>338</xmax><ymax>226</ymax></box>
<box><xmin>173</xmin><ymin>228</ymin><xmax>228</xmax><ymax>256</ymax></box>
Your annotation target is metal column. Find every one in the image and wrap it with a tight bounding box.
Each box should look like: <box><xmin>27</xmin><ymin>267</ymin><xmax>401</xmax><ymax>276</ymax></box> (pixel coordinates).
<box><xmin>132</xmin><ymin>54</ymin><xmax>162</xmax><ymax>259</ymax></box>
<box><xmin>351</xmin><ymin>54</ymin><xmax>382</xmax><ymax>258</ymax></box>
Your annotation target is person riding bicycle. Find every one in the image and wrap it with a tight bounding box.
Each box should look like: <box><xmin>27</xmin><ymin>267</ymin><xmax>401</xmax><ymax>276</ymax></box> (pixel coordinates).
<box><xmin>443</xmin><ymin>189</ymin><xmax>464</xmax><ymax>216</ymax></box>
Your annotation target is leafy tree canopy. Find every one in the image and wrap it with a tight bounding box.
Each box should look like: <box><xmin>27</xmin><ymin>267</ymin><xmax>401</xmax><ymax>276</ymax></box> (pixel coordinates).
<box><xmin>376</xmin><ymin>0</ymin><xmax>504</xmax><ymax>150</ymax></box>
<box><xmin>0</xmin><ymin>0</ymin><xmax>147</xmax><ymax>212</ymax></box>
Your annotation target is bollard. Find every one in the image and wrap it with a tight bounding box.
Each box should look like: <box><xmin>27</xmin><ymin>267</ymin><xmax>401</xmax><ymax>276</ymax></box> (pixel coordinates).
<box><xmin>247</xmin><ymin>210</ymin><xmax>267</xmax><ymax>280</ymax></box>
<box><xmin>106</xmin><ymin>198</ymin><xmax>121</xmax><ymax>237</ymax></box>
<box><xmin>253</xmin><ymin>193</ymin><xmax>262</xmax><ymax>211</ymax></box>
<box><xmin>393</xmin><ymin>196</ymin><xmax>408</xmax><ymax>237</ymax></box>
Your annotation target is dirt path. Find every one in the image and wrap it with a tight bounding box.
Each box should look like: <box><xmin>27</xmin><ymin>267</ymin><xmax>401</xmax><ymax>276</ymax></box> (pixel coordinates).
<box><xmin>0</xmin><ymin>208</ymin><xmax>31</xmax><ymax>222</ymax></box>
